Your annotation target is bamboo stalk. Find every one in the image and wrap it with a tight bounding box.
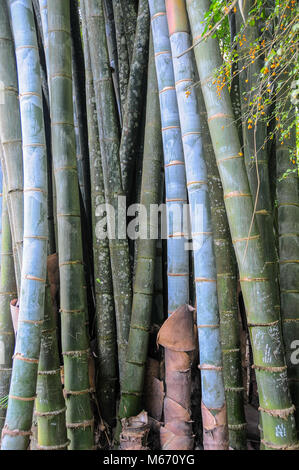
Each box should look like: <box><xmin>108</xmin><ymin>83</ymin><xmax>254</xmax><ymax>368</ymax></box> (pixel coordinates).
<box><xmin>81</xmin><ymin>0</ymin><xmax>117</xmax><ymax>427</ymax></box>
<box><xmin>149</xmin><ymin>0</ymin><xmax>191</xmax><ymax>451</ymax></box>
<box><xmin>119</xmin><ymin>0</ymin><xmax>150</xmax><ymax>197</ymax></box>
<box><xmin>0</xmin><ymin>185</ymin><xmax>16</xmax><ymax>439</ymax></box>
<box><xmin>120</xmin><ymin>0</ymin><xmax>137</xmax><ymax>64</ymax></box>
<box><xmin>118</xmin><ymin>32</ymin><xmax>163</xmax><ymax>421</ymax></box>
<box><xmin>186</xmin><ymin>0</ymin><xmax>298</xmax><ymax>450</ymax></box>
<box><xmin>112</xmin><ymin>0</ymin><xmax>130</xmax><ymax>119</ymax></box>
<box><xmin>165</xmin><ymin>0</ymin><xmax>228</xmax><ymax>449</ymax></box>
<box><xmin>236</xmin><ymin>3</ymin><xmax>277</xmax><ymax>274</ymax></box>
<box><xmin>47</xmin><ymin>0</ymin><xmax>94</xmax><ymax>450</ymax></box>
<box><xmin>276</xmin><ymin>93</ymin><xmax>299</xmax><ymax>429</ymax></box>
<box><xmin>85</xmin><ymin>0</ymin><xmax>132</xmax><ymax>385</ymax></box>
<box><xmin>36</xmin><ymin>255</ymin><xmax>68</xmax><ymax>450</ymax></box>
<box><xmin>1</xmin><ymin>0</ymin><xmax>48</xmax><ymax>450</ymax></box>
<box><xmin>197</xmin><ymin>86</ymin><xmax>246</xmax><ymax>449</ymax></box>
<box><xmin>0</xmin><ymin>0</ymin><xmax>23</xmax><ymax>292</ymax></box>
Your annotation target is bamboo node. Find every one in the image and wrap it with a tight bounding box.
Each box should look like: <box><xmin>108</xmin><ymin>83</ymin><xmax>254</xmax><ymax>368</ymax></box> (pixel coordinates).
<box><xmin>198</xmin><ymin>324</ymin><xmax>219</xmax><ymax>329</ymax></box>
<box><xmin>63</xmin><ymin>387</ymin><xmax>94</xmax><ymax>397</ymax></box>
<box><xmin>59</xmin><ymin>260</ymin><xmax>83</xmax><ymax>267</ymax></box>
<box><xmin>217</xmin><ymin>154</ymin><xmax>244</xmax><ymax>164</ymax></box>
<box><xmin>66</xmin><ymin>418</ymin><xmax>94</xmax><ymax>429</ymax></box>
<box><xmin>195</xmin><ymin>278</ymin><xmax>217</xmax><ymax>283</ymax></box>
<box><xmin>159</xmin><ymin>86</ymin><xmax>175</xmax><ymax>94</ymax></box>
<box><xmin>38</xmin><ymin>368</ymin><xmax>61</xmax><ymax>376</ymax></box>
<box><xmin>232</xmin><ymin>234</ymin><xmax>260</xmax><ymax>243</ymax></box>
<box><xmin>164</xmin><ymin>160</ymin><xmax>184</xmax><ymax>167</ymax></box>
<box><xmin>253</xmin><ymin>364</ymin><xmax>287</xmax><ymax>372</ymax></box>
<box><xmin>62</xmin><ymin>348</ymin><xmax>90</xmax><ymax>357</ymax></box>
<box><xmin>198</xmin><ymin>364</ymin><xmax>223</xmax><ymax>371</ymax></box>
<box><xmin>9</xmin><ymin>394</ymin><xmax>36</xmax><ymax>402</ymax></box>
<box><xmin>36</xmin><ymin>440</ymin><xmax>70</xmax><ymax>450</ymax></box>
<box><xmin>151</xmin><ymin>12</ymin><xmax>166</xmax><ymax>21</ymax></box>
<box><xmin>259</xmin><ymin>404</ymin><xmax>295</xmax><ymax>420</ymax></box>
<box><xmin>13</xmin><ymin>353</ymin><xmax>39</xmax><ymax>364</ymax></box>
<box><xmin>224</xmin><ymin>192</ymin><xmax>252</xmax><ymax>200</ymax></box>
<box><xmin>187</xmin><ymin>180</ymin><xmax>208</xmax><ymax>187</ymax></box>
<box><xmin>208</xmin><ymin>113</ymin><xmax>233</xmax><ymax>122</ymax></box>
<box><xmin>1</xmin><ymin>426</ymin><xmax>32</xmax><ymax>437</ymax></box>
<box><xmin>240</xmin><ymin>277</ymin><xmax>269</xmax><ymax>282</ymax></box>
<box><xmin>24</xmin><ymin>274</ymin><xmax>46</xmax><ymax>283</ymax></box>
<box><xmin>261</xmin><ymin>439</ymin><xmax>299</xmax><ymax>450</ymax></box>
<box><xmin>228</xmin><ymin>423</ymin><xmax>247</xmax><ymax>430</ymax></box>
<box><xmin>225</xmin><ymin>386</ymin><xmax>244</xmax><ymax>392</ymax></box>
<box><xmin>15</xmin><ymin>44</ymin><xmax>38</xmax><ymax>51</ymax></box>
<box><xmin>248</xmin><ymin>320</ymin><xmax>279</xmax><ymax>327</ymax></box>
<box><xmin>35</xmin><ymin>407</ymin><xmax>66</xmax><ymax>417</ymax></box>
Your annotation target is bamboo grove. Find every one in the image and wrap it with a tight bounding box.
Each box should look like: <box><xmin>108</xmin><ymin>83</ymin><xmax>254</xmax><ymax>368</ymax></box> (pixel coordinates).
<box><xmin>0</xmin><ymin>0</ymin><xmax>298</xmax><ymax>451</ymax></box>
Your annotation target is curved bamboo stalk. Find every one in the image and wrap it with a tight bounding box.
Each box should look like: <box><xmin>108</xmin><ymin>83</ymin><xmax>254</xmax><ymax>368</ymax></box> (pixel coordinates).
<box><xmin>276</xmin><ymin>96</ymin><xmax>299</xmax><ymax>429</ymax></box>
<box><xmin>197</xmin><ymin>86</ymin><xmax>246</xmax><ymax>449</ymax></box>
<box><xmin>47</xmin><ymin>0</ymin><xmax>94</xmax><ymax>450</ymax></box>
<box><xmin>85</xmin><ymin>0</ymin><xmax>132</xmax><ymax>385</ymax></box>
<box><xmin>118</xmin><ymin>32</ymin><xmax>163</xmax><ymax>421</ymax></box>
<box><xmin>1</xmin><ymin>0</ymin><xmax>48</xmax><ymax>450</ymax></box>
<box><xmin>0</xmin><ymin>0</ymin><xmax>23</xmax><ymax>292</ymax></box>
<box><xmin>186</xmin><ymin>0</ymin><xmax>298</xmax><ymax>450</ymax></box>
<box><xmin>81</xmin><ymin>0</ymin><xmax>117</xmax><ymax>427</ymax></box>
<box><xmin>119</xmin><ymin>0</ymin><xmax>150</xmax><ymax>197</ymax></box>
<box><xmin>149</xmin><ymin>0</ymin><xmax>191</xmax><ymax>451</ymax></box>
<box><xmin>165</xmin><ymin>0</ymin><xmax>228</xmax><ymax>449</ymax></box>
<box><xmin>36</xmin><ymin>255</ymin><xmax>67</xmax><ymax>450</ymax></box>
<box><xmin>0</xmin><ymin>186</ymin><xmax>16</xmax><ymax>439</ymax></box>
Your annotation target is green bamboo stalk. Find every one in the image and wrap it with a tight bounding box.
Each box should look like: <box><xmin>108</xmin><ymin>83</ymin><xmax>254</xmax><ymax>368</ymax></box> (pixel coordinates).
<box><xmin>118</xmin><ymin>32</ymin><xmax>162</xmax><ymax>421</ymax></box>
<box><xmin>119</xmin><ymin>0</ymin><xmax>150</xmax><ymax>197</ymax></box>
<box><xmin>186</xmin><ymin>0</ymin><xmax>298</xmax><ymax>450</ymax></box>
<box><xmin>197</xmin><ymin>86</ymin><xmax>246</xmax><ymax>449</ymax></box>
<box><xmin>0</xmin><ymin>0</ymin><xmax>23</xmax><ymax>292</ymax></box>
<box><xmin>276</xmin><ymin>95</ymin><xmax>299</xmax><ymax>428</ymax></box>
<box><xmin>70</xmin><ymin>0</ymin><xmax>91</xmax><ymax>221</ymax></box>
<box><xmin>81</xmin><ymin>0</ymin><xmax>117</xmax><ymax>427</ymax></box>
<box><xmin>236</xmin><ymin>3</ymin><xmax>277</xmax><ymax>272</ymax></box>
<box><xmin>112</xmin><ymin>0</ymin><xmax>130</xmax><ymax>119</ymax></box>
<box><xmin>36</xmin><ymin>257</ymin><xmax>68</xmax><ymax>450</ymax></box>
<box><xmin>47</xmin><ymin>0</ymin><xmax>94</xmax><ymax>450</ymax></box>
<box><xmin>0</xmin><ymin>185</ymin><xmax>16</xmax><ymax>439</ymax></box>
<box><xmin>85</xmin><ymin>0</ymin><xmax>132</xmax><ymax>385</ymax></box>
<box><xmin>1</xmin><ymin>0</ymin><xmax>48</xmax><ymax>450</ymax></box>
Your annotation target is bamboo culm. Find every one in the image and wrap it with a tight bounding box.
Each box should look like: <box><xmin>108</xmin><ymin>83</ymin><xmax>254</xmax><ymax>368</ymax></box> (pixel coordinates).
<box><xmin>48</xmin><ymin>0</ymin><xmax>94</xmax><ymax>450</ymax></box>
<box><xmin>1</xmin><ymin>0</ymin><xmax>48</xmax><ymax>450</ymax></box>
<box><xmin>81</xmin><ymin>0</ymin><xmax>117</xmax><ymax>427</ymax></box>
<box><xmin>0</xmin><ymin>185</ymin><xmax>16</xmax><ymax>438</ymax></box>
<box><xmin>186</xmin><ymin>0</ymin><xmax>298</xmax><ymax>450</ymax></box>
<box><xmin>119</xmin><ymin>0</ymin><xmax>150</xmax><ymax>197</ymax></box>
<box><xmin>85</xmin><ymin>0</ymin><xmax>132</xmax><ymax>385</ymax></box>
<box><xmin>36</xmin><ymin>256</ymin><xmax>68</xmax><ymax>450</ymax></box>
<box><xmin>118</xmin><ymin>32</ymin><xmax>163</xmax><ymax>422</ymax></box>
<box><xmin>197</xmin><ymin>86</ymin><xmax>246</xmax><ymax>449</ymax></box>
<box><xmin>0</xmin><ymin>0</ymin><xmax>24</xmax><ymax>291</ymax></box>
<box><xmin>165</xmin><ymin>0</ymin><xmax>228</xmax><ymax>449</ymax></box>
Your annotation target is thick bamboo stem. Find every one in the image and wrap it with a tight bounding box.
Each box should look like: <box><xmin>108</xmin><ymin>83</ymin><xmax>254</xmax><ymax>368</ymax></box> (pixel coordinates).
<box><xmin>48</xmin><ymin>0</ymin><xmax>94</xmax><ymax>450</ymax></box>
<box><xmin>85</xmin><ymin>0</ymin><xmax>132</xmax><ymax>385</ymax></box>
<box><xmin>118</xmin><ymin>33</ymin><xmax>163</xmax><ymax>422</ymax></box>
<box><xmin>0</xmin><ymin>186</ymin><xmax>16</xmax><ymax>439</ymax></box>
<box><xmin>166</xmin><ymin>0</ymin><xmax>228</xmax><ymax>449</ymax></box>
<box><xmin>81</xmin><ymin>0</ymin><xmax>117</xmax><ymax>427</ymax></box>
<box><xmin>0</xmin><ymin>0</ymin><xmax>23</xmax><ymax>292</ymax></box>
<box><xmin>1</xmin><ymin>0</ymin><xmax>48</xmax><ymax>450</ymax></box>
<box><xmin>186</xmin><ymin>0</ymin><xmax>298</xmax><ymax>450</ymax></box>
